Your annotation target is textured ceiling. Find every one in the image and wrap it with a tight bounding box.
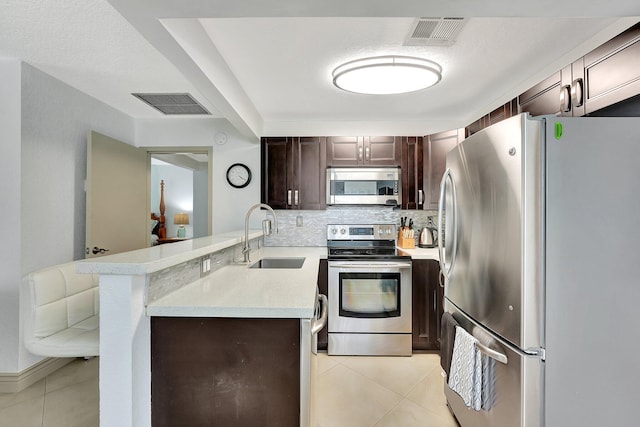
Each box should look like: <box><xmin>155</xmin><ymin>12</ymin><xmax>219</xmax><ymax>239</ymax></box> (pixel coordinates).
<box><xmin>2</xmin><ymin>0</ymin><xmax>639</xmax><ymax>140</ymax></box>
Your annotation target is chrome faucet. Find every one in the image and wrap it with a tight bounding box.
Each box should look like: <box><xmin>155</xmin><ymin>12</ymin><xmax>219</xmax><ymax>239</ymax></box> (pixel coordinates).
<box><xmin>243</xmin><ymin>203</ymin><xmax>278</xmax><ymax>263</ymax></box>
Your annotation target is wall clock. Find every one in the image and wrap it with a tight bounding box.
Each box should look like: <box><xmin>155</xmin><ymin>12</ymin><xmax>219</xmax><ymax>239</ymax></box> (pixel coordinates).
<box><xmin>226</xmin><ymin>163</ymin><xmax>252</xmax><ymax>189</ymax></box>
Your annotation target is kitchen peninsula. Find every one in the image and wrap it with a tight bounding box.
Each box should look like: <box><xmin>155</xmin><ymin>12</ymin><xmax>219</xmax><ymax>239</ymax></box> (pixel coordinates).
<box><xmin>77</xmin><ymin>231</ymin><xmax>326</xmax><ymax>427</ymax></box>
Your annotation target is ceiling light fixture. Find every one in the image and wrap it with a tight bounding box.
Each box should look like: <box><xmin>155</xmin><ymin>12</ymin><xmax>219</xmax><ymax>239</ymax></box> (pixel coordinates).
<box><xmin>332</xmin><ymin>55</ymin><xmax>442</xmax><ymax>95</ymax></box>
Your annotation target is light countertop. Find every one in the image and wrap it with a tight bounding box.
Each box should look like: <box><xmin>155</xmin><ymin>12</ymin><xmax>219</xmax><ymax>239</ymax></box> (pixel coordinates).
<box><xmin>76</xmin><ymin>230</ymin><xmax>264</xmax><ymax>275</ymax></box>
<box><xmin>147</xmin><ymin>246</ymin><xmax>327</xmax><ymax>319</ymax></box>
<box><xmin>397</xmin><ymin>246</ymin><xmax>440</xmax><ymax>260</ymax></box>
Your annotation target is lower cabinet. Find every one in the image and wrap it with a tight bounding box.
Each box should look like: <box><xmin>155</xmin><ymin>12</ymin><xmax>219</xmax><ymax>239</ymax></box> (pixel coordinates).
<box><xmin>412</xmin><ymin>259</ymin><xmax>444</xmax><ymax>351</ymax></box>
<box><xmin>151</xmin><ymin>317</ymin><xmax>300</xmax><ymax>427</ymax></box>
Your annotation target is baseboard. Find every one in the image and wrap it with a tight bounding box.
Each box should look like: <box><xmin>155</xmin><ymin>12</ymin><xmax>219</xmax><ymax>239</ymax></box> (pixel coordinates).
<box><xmin>0</xmin><ymin>357</ymin><xmax>74</xmax><ymax>394</ymax></box>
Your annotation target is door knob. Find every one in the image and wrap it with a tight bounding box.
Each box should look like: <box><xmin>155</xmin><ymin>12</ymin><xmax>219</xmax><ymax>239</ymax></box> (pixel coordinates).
<box><xmin>92</xmin><ymin>247</ymin><xmax>110</xmax><ymax>255</ymax></box>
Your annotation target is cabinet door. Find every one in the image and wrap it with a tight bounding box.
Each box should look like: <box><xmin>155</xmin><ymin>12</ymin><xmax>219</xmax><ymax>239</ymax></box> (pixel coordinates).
<box><xmin>401</xmin><ymin>136</ymin><xmax>424</xmax><ymax>210</ymax></box>
<box><xmin>152</xmin><ymin>317</ymin><xmax>300</xmax><ymax>427</ymax></box>
<box><xmin>583</xmin><ymin>23</ymin><xmax>640</xmax><ymax>114</ymax></box>
<box><xmin>518</xmin><ymin>70</ymin><xmax>563</xmax><ymax>116</ymax></box>
<box><xmin>292</xmin><ymin>137</ymin><xmax>326</xmax><ymax>210</ymax></box>
<box><xmin>412</xmin><ymin>259</ymin><xmax>443</xmax><ymax>350</ymax></box>
<box><xmin>365</xmin><ymin>136</ymin><xmax>401</xmax><ymax>166</ymax></box>
<box><xmin>466</xmin><ymin>116</ymin><xmax>486</xmax><ymax>136</ymax></box>
<box><xmin>424</xmin><ymin>129</ymin><xmax>464</xmax><ymax>211</ymax></box>
<box><xmin>487</xmin><ymin>98</ymin><xmax>518</xmax><ymax>125</ymax></box>
<box><xmin>261</xmin><ymin>137</ymin><xmax>292</xmax><ymax>209</ymax></box>
<box><xmin>326</xmin><ymin>136</ymin><xmax>363</xmax><ymax>166</ymax></box>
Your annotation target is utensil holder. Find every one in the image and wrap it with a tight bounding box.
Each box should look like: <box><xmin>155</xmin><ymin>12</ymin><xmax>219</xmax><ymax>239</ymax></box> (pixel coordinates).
<box><xmin>397</xmin><ymin>228</ymin><xmax>415</xmax><ymax>248</ymax></box>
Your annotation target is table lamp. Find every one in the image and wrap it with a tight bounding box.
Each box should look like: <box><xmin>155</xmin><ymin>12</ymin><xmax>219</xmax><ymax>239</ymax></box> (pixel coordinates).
<box><xmin>174</xmin><ymin>213</ymin><xmax>189</xmax><ymax>238</ymax></box>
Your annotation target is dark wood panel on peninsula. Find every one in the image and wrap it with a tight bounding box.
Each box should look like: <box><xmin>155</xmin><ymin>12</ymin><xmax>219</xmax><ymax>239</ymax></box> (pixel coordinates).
<box><xmin>151</xmin><ymin>317</ymin><xmax>301</xmax><ymax>427</ymax></box>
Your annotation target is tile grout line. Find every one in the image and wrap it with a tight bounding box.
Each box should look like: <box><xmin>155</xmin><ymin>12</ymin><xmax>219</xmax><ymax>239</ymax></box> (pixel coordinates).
<box><xmin>40</xmin><ymin>376</ymin><xmax>47</xmax><ymax>427</ymax></box>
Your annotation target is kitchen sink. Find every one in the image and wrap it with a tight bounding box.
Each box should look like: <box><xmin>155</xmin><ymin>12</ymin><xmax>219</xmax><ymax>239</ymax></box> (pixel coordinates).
<box><xmin>249</xmin><ymin>257</ymin><xmax>305</xmax><ymax>269</ymax></box>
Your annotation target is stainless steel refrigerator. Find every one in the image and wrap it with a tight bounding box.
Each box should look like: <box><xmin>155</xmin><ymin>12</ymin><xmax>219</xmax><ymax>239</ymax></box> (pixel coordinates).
<box><xmin>437</xmin><ymin>113</ymin><xmax>640</xmax><ymax>427</ymax></box>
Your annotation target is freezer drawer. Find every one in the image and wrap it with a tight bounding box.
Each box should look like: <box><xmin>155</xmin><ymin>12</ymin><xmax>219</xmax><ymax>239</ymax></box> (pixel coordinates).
<box><xmin>444</xmin><ymin>301</ymin><xmax>543</xmax><ymax>427</ymax></box>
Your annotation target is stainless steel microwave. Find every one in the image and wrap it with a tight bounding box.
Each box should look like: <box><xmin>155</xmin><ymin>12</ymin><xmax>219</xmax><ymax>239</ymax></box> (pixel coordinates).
<box><xmin>326</xmin><ymin>167</ymin><xmax>401</xmax><ymax>206</ymax></box>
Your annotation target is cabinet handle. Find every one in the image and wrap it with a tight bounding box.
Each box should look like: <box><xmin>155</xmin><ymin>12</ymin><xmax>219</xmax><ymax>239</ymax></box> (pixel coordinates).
<box><xmin>365</xmin><ymin>146</ymin><xmax>370</xmax><ymax>161</ymax></box>
<box><xmin>433</xmin><ymin>290</ymin><xmax>436</xmax><ymax>312</ymax></box>
<box><xmin>287</xmin><ymin>189</ymin><xmax>292</xmax><ymax>206</ymax></box>
<box><xmin>571</xmin><ymin>78</ymin><xmax>584</xmax><ymax>108</ymax></box>
<box><xmin>294</xmin><ymin>190</ymin><xmax>299</xmax><ymax>206</ymax></box>
<box><xmin>358</xmin><ymin>146</ymin><xmax>363</xmax><ymax>160</ymax></box>
<box><xmin>559</xmin><ymin>84</ymin><xmax>572</xmax><ymax>112</ymax></box>
<box><xmin>418</xmin><ymin>189</ymin><xmax>424</xmax><ymax>205</ymax></box>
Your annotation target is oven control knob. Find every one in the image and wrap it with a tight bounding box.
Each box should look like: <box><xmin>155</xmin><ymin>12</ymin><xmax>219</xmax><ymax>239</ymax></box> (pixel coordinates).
<box><xmin>330</xmin><ymin>227</ymin><xmax>338</xmax><ymax>235</ymax></box>
<box><xmin>340</xmin><ymin>228</ymin><xmax>347</xmax><ymax>234</ymax></box>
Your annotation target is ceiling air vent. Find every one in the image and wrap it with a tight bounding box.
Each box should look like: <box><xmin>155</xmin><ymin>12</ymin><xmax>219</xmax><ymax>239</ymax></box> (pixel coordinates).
<box><xmin>132</xmin><ymin>93</ymin><xmax>210</xmax><ymax>115</ymax></box>
<box><xmin>404</xmin><ymin>17</ymin><xmax>467</xmax><ymax>47</ymax></box>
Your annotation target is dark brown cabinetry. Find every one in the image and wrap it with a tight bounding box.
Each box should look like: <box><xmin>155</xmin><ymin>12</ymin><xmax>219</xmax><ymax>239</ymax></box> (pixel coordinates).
<box><xmin>424</xmin><ymin>129</ymin><xmax>465</xmax><ymax>211</ymax></box>
<box><xmin>519</xmin><ymin>23</ymin><xmax>640</xmax><ymax>118</ymax></box>
<box><xmin>261</xmin><ymin>136</ymin><xmax>326</xmax><ymax>210</ymax></box>
<box><xmin>467</xmin><ymin>99</ymin><xmax>518</xmax><ymax>136</ymax></box>
<box><xmin>151</xmin><ymin>317</ymin><xmax>300</xmax><ymax>427</ymax></box>
<box><xmin>326</xmin><ymin>136</ymin><xmax>401</xmax><ymax>166</ymax></box>
<box><xmin>518</xmin><ymin>70</ymin><xmax>564</xmax><ymax>117</ymax></box>
<box><xmin>412</xmin><ymin>259</ymin><xmax>443</xmax><ymax>351</ymax></box>
<box><xmin>583</xmin><ymin>22</ymin><xmax>640</xmax><ymax>114</ymax></box>
<box><xmin>401</xmin><ymin>136</ymin><xmax>424</xmax><ymax>210</ymax></box>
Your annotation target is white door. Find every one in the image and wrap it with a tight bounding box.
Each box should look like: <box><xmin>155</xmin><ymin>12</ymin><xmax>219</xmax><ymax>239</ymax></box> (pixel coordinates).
<box><xmin>86</xmin><ymin>131</ymin><xmax>148</xmax><ymax>258</ymax></box>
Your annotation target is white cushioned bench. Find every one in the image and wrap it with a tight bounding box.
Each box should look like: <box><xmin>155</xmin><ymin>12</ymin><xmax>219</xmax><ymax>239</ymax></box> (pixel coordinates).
<box><xmin>22</xmin><ymin>261</ymin><xmax>99</xmax><ymax>357</ymax></box>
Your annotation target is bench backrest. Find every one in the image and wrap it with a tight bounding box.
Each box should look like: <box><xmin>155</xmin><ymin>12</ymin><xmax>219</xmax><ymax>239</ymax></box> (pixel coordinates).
<box><xmin>23</xmin><ymin>262</ymin><xmax>99</xmax><ymax>339</ymax></box>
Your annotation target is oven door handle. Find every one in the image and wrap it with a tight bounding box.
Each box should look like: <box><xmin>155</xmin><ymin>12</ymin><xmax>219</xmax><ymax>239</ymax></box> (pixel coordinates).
<box><xmin>311</xmin><ymin>294</ymin><xmax>328</xmax><ymax>335</ymax></box>
<box><xmin>328</xmin><ymin>262</ymin><xmax>412</xmax><ymax>269</ymax></box>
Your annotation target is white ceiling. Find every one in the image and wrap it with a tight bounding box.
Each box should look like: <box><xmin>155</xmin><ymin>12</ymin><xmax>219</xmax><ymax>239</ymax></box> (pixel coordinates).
<box><xmin>2</xmin><ymin>0</ymin><xmax>639</xmax><ymax>140</ymax></box>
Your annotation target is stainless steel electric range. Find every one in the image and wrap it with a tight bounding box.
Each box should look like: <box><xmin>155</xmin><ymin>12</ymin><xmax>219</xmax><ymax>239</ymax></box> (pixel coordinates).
<box><xmin>327</xmin><ymin>224</ymin><xmax>412</xmax><ymax>356</ymax></box>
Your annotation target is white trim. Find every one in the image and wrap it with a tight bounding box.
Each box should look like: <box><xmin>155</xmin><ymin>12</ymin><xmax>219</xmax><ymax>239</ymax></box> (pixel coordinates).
<box><xmin>0</xmin><ymin>357</ymin><xmax>73</xmax><ymax>393</ymax></box>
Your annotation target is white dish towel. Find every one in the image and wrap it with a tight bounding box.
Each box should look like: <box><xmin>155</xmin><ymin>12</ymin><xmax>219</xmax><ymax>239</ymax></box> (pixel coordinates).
<box><xmin>448</xmin><ymin>325</ymin><xmax>483</xmax><ymax>410</ymax></box>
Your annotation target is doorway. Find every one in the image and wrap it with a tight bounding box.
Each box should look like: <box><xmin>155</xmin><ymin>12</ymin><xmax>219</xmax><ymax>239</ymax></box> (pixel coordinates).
<box><xmin>148</xmin><ymin>148</ymin><xmax>212</xmax><ymax>245</ymax></box>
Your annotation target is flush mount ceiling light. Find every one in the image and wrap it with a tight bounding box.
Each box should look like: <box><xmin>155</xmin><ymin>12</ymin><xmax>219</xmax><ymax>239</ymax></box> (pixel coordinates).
<box><xmin>332</xmin><ymin>55</ymin><xmax>442</xmax><ymax>95</ymax></box>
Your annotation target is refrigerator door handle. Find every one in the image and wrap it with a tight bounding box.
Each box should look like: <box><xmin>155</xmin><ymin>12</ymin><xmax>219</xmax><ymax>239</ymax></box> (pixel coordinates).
<box><xmin>438</xmin><ymin>168</ymin><xmax>458</xmax><ymax>280</ymax></box>
<box><xmin>475</xmin><ymin>342</ymin><xmax>508</xmax><ymax>364</ymax></box>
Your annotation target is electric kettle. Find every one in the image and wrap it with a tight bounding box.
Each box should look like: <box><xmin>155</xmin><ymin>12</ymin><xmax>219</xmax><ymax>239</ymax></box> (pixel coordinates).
<box><xmin>419</xmin><ymin>217</ymin><xmax>438</xmax><ymax>248</ymax></box>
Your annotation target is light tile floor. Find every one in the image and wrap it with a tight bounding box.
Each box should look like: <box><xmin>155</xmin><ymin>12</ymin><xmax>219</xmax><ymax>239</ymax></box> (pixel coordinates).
<box><xmin>0</xmin><ymin>357</ymin><xmax>99</xmax><ymax>427</ymax></box>
<box><xmin>0</xmin><ymin>353</ymin><xmax>458</xmax><ymax>427</ymax></box>
<box><xmin>313</xmin><ymin>352</ymin><xmax>459</xmax><ymax>427</ymax></box>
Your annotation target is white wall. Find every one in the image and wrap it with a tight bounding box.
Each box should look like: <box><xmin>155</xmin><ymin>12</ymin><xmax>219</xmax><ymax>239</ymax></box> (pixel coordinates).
<box><xmin>6</xmin><ymin>64</ymin><xmax>260</xmax><ymax>376</ymax></box>
<box><xmin>150</xmin><ymin>164</ymin><xmax>194</xmax><ymax>238</ymax></box>
<box><xmin>0</xmin><ymin>59</ymin><xmax>23</xmax><ymax>373</ymax></box>
<box><xmin>136</xmin><ymin>118</ymin><xmax>262</xmax><ymax>233</ymax></box>
<box><xmin>11</xmin><ymin>63</ymin><xmax>134</xmax><ymax>373</ymax></box>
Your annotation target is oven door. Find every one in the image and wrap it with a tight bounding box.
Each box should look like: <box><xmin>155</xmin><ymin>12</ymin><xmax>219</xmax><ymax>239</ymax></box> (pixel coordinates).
<box><xmin>328</xmin><ymin>261</ymin><xmax>412</xmax><ymax>333</ymax></box>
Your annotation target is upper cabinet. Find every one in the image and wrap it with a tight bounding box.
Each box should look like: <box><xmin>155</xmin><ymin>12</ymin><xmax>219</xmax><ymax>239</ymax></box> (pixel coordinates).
<box><xmin>466</xmin><ymin>99</ymin><xmax>518</xmax><ymax>136</ymax></box>
<box><xmin>424</xmin><ymin>129</ymin><xmax>465</xmax><ymax>211</ymax></box>
<box><xmin>400</xmin><ymin>136</ymin><xmax>424</xmax><ymax>210</ymax></box>
<box><xmin>583</xmin><ymin>22</ymin><xmax>640</xmax><ymax>115</ymax></box>
<box><xmin>518</xmin><ymin>22</ymin><xmax>640</xmax><ymax>118</ymax></box>
<box><xmin>326</xmin><ymin>136</ymin><xmax>401</xmax><ymax>166</ymax></box>
<box><xmin>261</xmin><ymin>137</ymin><xmax>326</xmax><ymax>210</ymax></box>
<box><xmin>518</xmin><ymin>70</ymin><xmax>564</xmax><ymax>117</ymax></box>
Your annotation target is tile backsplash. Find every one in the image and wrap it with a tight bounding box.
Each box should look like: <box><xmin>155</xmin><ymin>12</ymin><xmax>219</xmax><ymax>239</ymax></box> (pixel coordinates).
<box><xmin>264</xmin><ymin>206</ymin><xmax>441</xmax><ymax>247</ymax></box>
